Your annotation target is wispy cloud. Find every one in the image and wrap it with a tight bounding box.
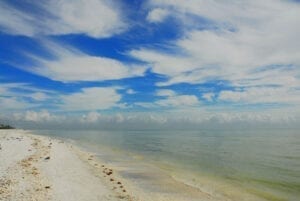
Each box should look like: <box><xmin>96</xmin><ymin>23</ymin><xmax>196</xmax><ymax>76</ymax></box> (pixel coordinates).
<box><xmin>146</xmin><ymin>8</ymin><xmax>170</xmax><ymax>23</ymax></box>
<box><xmin>219</xmin><ymin>87</ymin><xmax>300</xmax><ymax>104</ymax></box>
<box><xmin>0</xmin><ymin>97</ymin><xmax>31</xmax><ymax>111</ymax></box>
<box><xmin>1</xmin><ymin>0</ymin><xmax>300</xmax><ymax>127</ymax></box>
<box><xmin>60</xmin><ymin>87</ymin><xmax>121</xmax><ymax>111</ymax></box>
<box><xmin>135</xmin><ymin>89</ymin><xmax>200</xmax><ymax>109</ymax></box>
<box><xmin>0</xmin><ymin>0</ymin><xmax>126</xmax><ymax>38</ymax></box>
<box><xmin>129</xmin><ymin>0</ymin><xmax>300</xmax><ymax>107</ymax></box>
<box><xmin>0</xmin><ymin>83</ymin><xmax>53</xmax><ymax>111</ymax></box>
<box><xmin>0</xmin><ymin>82</ymin><xmax>127</xmax><ymax>112</ymax></box>
<box><xmin>24</xmin><ymin>41</ymin><xmax>146</xmax><ymax>82</ymax></box>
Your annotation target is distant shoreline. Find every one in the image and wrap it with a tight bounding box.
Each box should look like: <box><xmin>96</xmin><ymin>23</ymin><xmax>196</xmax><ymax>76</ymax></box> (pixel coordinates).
<box><xmin>0</xmin><ymin>124</ymin><xmax>14</xmax><ymax>129</ymax></box>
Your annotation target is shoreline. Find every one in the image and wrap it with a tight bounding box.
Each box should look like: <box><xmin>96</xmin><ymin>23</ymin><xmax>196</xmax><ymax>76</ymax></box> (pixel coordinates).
<box><xmin>0</xmin><ymin>129</ymin><xmax>289</xmax><ymax>201</ymax></box>
<box><xmin>1</xmin><ymin>129</ymin><xmax>221</xmax><ymax>201</ymax></box>
<box><xmin>0</xmin><ymin>129</ymin><xmax>134</xmax><ymax>201</ymax></box>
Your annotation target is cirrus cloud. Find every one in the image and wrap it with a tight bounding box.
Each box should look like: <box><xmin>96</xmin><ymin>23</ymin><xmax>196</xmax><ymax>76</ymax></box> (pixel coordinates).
<box><xmin>60</xmin><ymin>87</ymin><xmax>121</xmax><ymax>111</ymax></box>
<box><xmin>0</xmin><ymin>0</ymin><xmax>127</xmax><ymax>38</ymax></box>
<box><xmin>23</xmin><ymin>41</ymin><xmax>147</xmax><ymax>82</ymax></box>
<box><xmin>130</xmin><ymin>0</ymin><xmax>300</xmax><ymax>107</ymax></box>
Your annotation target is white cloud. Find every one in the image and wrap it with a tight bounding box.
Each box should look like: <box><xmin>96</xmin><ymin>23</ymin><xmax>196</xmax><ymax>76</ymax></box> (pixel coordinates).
<box><xmin>0</xmin><ymin>83</ymin><xmax>54</xmax><ymax>107</ymax></box>
<box><xmin>11</xmin><ymin>110</ymin><xmax>64</xmax><ymax>124</ymax></box>
<box><xmin>6</xmin><ymin>108</ymin><xmax>299</xmax><ymax>129</ymax></box>
<box><xmin>126</xmin><ymin>89</ymin><xmax>136</xmax><ymax>94</ymax></box>
<box><xmin>130</xmin><ymin>49</ymin><xmax>194</xmax><ymax>76</ymax></box>
<box><xmin>146</xmin><ymin>8</ymin><xmax>169</xmax><ymax>23</ymax></box>
<box><xmin>31</xmin><ymin>92</ymin><xmax>48</xmax><ymax>101</ymax></box>
<box><xmin>61</xmin><ymin>87</ymin><xmax>121</xmax><ymax>111</ymax></box>
<box><xmin>156</xmin><ymin>89</ymin><xmax>176</xmax><ymax>97</ymax></box>
<box><xmin>136</xmin><ymin>89</ymin><xmax>200</xmax><ymax>108</ymax></box>
<box><xmin>0</xmin><ymin>97</ymin><xmax>30</xmax><ymax>110</ymax></box>
<box><xmin>81</xmin><ymin>111</ymin><xmax>101</xmax><ymax>123</ymax></box>
<box><xmin>26</xmin><ymin>41</ymin><xmax>146</xmax><ymax>82</ymax></box>
<box><xmin>0</xmin><ymin>83</ymin><xmax>123</xmax><ymax>112</ymax></box>
<box><xmin>0</xmin><ymin>0</ymin><xmax>126</xmax><ymax>38</ymax></box>
<box><xmin>156</xmin><ymin>94</ymin><xmax>199</xmax><ymax>107</ymax></box>
<box><xmin>203</xmin><ymin>93</ymin><xmax>214</xmax><ymax>102</ymax></box>
<box><xmin>23</xmin><ymin>110</ymin><xmax>58</xmax><ymax>122</ymax></box>
<box><xmin>38</xmin><ymin>55</ymin><xmax>145</xmax><ymax>82</ymax></box>
<box><xmin>0</xmin><ymin>83</ymin><xmax>50</xmax><ymax>111</ymax></box>
<box><xmin>0</xmin><ymin>1</ymin><xmax>37</xmax><ymax>36</ymax></box>
<box><xmin>219</xmin><ymin>87</ymin><xmax>300</xmax><ymax>104</ymax></box>
<box><xmin>130</xmin><ymin>0</ymin><xmax>300</xmax><ymax>106</ymax></box>
<box><xmin>134</xmin><ymin>102</ymin><xmax>157</xmax><ymax>108</ymax></box>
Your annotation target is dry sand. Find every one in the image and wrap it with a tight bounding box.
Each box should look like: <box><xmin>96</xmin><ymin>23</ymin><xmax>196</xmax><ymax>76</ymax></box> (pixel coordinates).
<box><xmin>0</xmin><ymin>130</ymin><xmax>134</xmax><ymax>201</ymax></box>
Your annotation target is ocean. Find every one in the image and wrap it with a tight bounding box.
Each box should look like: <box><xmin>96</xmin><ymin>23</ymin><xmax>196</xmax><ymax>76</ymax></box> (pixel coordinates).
<box><xmin>33</xmin><ymin>128</ymin><xmax>300</xmax><ymax>201</ymax></box>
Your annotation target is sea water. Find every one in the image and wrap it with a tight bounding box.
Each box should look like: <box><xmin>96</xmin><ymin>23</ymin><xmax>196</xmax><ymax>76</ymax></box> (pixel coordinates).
<box><xmin>33</xmin><ymin>129</ymin><xmax>300</xmax><ymax>201</ymax></box>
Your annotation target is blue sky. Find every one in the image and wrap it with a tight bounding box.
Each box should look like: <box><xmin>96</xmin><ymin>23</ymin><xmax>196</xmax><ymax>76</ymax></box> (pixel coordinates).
<box><xmin>0</xmin><ymin>0</ymin><xmax>300</xmax><ymax>128</ymax></box>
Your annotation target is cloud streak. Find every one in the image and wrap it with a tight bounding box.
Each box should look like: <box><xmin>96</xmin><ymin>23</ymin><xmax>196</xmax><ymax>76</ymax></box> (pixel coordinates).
<box><xmin>24</xmin><ymin>41</ymin><xmax>146</xmax><ymax>82</ymax></box>
<box><xmin>0</xmin><ymin>0</ymin><xmax>126</xmax><ymax>38</ymax></box>
<box><xmin>60</xmin><ymin>87</ymin><xmax>121</xmax><ymax>111</ymax></box>
<box><xmin>129</xmin><ymin>0</ymin><xmax>300</xmax><ymax>106</ymax></box>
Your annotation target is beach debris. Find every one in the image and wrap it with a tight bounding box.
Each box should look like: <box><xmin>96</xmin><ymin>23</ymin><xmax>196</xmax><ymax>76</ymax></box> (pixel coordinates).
<box><xmin>32</xmin><ymin>168</ymin><xmax>39</xmax><ymax>176</ymax></box>
<box><xmin>110</xmin><ymin>178</ymin><xmax>114</xmax><ymax>182</ymax></box>
<box><xmin>116</xmin><ymin>195</ymin><xmax>126</xmax><ymax>199</ymax></box>
<box><xmin>44</xmin><ymin>156</ymin><xmax>50</xmax><ymax>160</ymax></box>
<box><xmin>123</xmin><ymin>189</ymin><xmax>126</xmax><ymax>192</ymax></box>
<box><xmin>103</xmin><ymin>167</ymin><xmax>113</xmax><ymax>176</ymax></box>
<box><xmin>45</xmin><ymin>186</ymin><xmax>51</xmax><ymax>189</ymax></box>
<box><xmin>117</xmin><ymin>181</ymin><xmax>122</xmax><ymax>185</ymax></box>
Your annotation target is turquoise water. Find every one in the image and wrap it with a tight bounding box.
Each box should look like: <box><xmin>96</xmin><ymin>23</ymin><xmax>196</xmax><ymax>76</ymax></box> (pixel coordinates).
<box><xmin>33</xmin><ymin>129</ymin><xmax>300</xmax><ymax>200</ymax></box>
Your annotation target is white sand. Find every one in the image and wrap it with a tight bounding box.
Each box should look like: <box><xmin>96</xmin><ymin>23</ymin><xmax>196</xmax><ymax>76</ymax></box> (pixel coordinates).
<box><xmin>0</xmin><ymin>130</ymin><xmax>132</xmax><ymax>201</ymax></box>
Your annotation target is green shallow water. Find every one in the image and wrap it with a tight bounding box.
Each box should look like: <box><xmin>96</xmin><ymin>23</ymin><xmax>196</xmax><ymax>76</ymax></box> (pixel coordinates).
<box><xmin>33</xmin><ymin>129</ymin><xmax>300</xmax><ymax>201</ymax></box>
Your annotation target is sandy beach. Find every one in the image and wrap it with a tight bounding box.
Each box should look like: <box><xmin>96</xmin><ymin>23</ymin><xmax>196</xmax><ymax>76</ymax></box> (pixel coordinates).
<box><xmin>0</xmin><ymin>129</ymin><xmax>135</xmax><ymax>201</ymax></box>
<box><xmin>0</xmin><ymin>129</ymin><xmax>220</xmax><ymax>201</ymax></box>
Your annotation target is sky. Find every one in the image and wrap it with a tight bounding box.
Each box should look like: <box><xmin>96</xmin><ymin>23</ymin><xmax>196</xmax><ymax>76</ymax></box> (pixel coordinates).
<box><xmin>0</xmin><ymin>0</ymin><xmax>300</xmax><ymax>129</ymax></box>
